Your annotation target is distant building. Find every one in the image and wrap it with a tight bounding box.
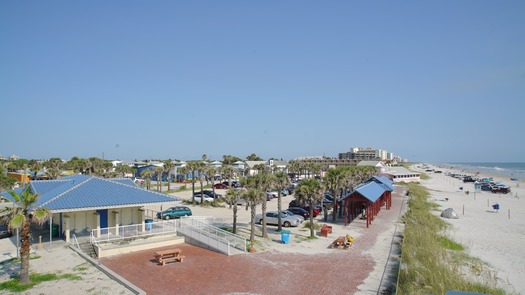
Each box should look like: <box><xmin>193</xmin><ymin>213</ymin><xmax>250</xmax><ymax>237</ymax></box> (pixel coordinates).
<box><xmin>8</xmin><ymin>154</ymin><xmax>19</xmax><ymax>161</ymax></box>
<box><xmin>209</xmin><ymin>160</ymin><xmax>223</xmax><ymax>169</ymax></box>
<box><xmin>267</xmin><ymin>159</ymin><xmax>288</xmax><ymax>172</ymax></box>
<box><xmin>339</xmin><ymin>147</ymin><xmax>381</xmax><ymax>161</ymax></box>
<box><xmin>380</xmin><ymin>166</ymin><xmax>420</xmax><ymax>183</ymax></box>
<box><xmin>295</xmin><ymin>158</ymin><xmax>359</xmax><ymax>169</ymax></box>
<box><xmin>338</xmin><ymin>147</ymin><xmax>406</xmax><ymax>162</ymax></box>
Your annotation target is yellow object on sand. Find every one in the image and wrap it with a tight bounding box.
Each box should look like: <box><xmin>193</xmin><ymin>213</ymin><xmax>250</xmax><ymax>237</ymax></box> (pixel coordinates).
<box><xmin>346</xmin><ymin>234</ymin><xmax>354</xmax><ymax>243</ymax></box>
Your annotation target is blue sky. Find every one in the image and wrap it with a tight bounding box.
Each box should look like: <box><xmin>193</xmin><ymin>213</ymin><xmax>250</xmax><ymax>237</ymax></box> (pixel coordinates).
<box><xmin>1</xmin><ymin>1</ymin><xmax>524</xmax><ymax>163</ymax></box>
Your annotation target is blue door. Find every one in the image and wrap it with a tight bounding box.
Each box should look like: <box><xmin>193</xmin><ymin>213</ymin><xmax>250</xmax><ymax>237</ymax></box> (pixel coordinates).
<box><xmin>97</xmin><ymin>209</ymin><xmax>108</xmax><ymax>234</ymax></box>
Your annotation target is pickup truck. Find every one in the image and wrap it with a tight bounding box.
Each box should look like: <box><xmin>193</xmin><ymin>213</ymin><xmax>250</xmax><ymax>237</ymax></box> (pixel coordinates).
<box><xmin>492</xmin><ymin>187</ymin><xmax>511</xmax><ymax>194</ymax></box>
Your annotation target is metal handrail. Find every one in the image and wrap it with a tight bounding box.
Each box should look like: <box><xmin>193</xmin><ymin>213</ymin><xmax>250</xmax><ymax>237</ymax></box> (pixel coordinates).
<box><xmin>72</xmin><ymin>234</ymin><xmax>80</xmax><ymax>250</ymax></box>
<box><xmin>179</xmin><ymin>217</ymin><xmax>246</xmax><ymax>252</ymax></box>
<box><xmin>90</xmin><ymin>220</ymin><xmax>178</xmax><ymax>244</ymax></box>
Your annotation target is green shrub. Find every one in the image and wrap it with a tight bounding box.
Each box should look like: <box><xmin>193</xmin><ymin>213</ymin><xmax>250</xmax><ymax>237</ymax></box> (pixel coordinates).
<box><xmin>303</xmin><ymin>221</ymin><xmax>321</xmax><ymax>230</ymax></box>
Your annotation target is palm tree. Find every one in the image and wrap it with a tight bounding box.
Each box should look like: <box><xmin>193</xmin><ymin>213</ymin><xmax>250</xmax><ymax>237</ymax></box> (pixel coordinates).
<box><xmin>140</xmin><ymin>169</ymin><xmax>154</xmax><ymax>190</ymax></box>
<box><xmin>324</xmin><ymin>167</ymin><xmax>345</xmax><ymax>222</ymax></box>
<box><xmin>274</xmin><ymin>172</ymin><xmax>290</xmax><ymax>231</ymax></box>
<box><xmin>221</xmin><ymin>165</ymin><xmax>234</xmax><ymax>187</ymax></box>
<box><xmin>245</xmin><ymin>173</ymin><xmax>274</xmax><ymax>238</ymax></box>
<box><xmin>115</xmin><ymin>164</ymin><xmax>134</xmax><ymax>178</ymax></box>
<box><xmin>178</xmin><ymin>165</ymin><xmax>189</xmax><ymax>183</ymax></box>
<box><xmin>154</xmin><ymin>166</ymin><xmax>164</xmax><ymax>192</ymax></box>
<box><xmin>28</xmin><ymin>159</ymin><xmax>42</xmax><ymax>180</ymax></box>
<box><xmin>0</xmin><ymin>188</ymin><xmax>51</xmax><ymax>284</ymax></box>
<box><xmin>45</xmin><ymin>167</ymin><xmax>60</xmax><ymax>180</ymax></box>
<box><xmin>207</xmin><ymin>165</ymin><xmax>217</xmax><ymax>196</ymax></box>
<box><xmin>163</xmin><ymin>160</ymin><xmax>176</xmax><ymax>191</ymax></box>
<box><xmin>244</xmin><ymin>188</ymin><xmax>265</xmax><ymax>248</ymax></box>
<box><xmin>295</xmin><ymin>178</ymin><xmax>324</xmax><ymax>238</ymax></box>
<box><xmin>195</xmin><ymin>161</ymin><xmax>207</xmax><ymax>205</ymax></box>
<box><xmin>225</xmin><ymin>188</ymin><xmax>243</xmax><ymax>234</ymax></box>
<box><xmin>185</xmin><ymin>161</ymin><xmax>199</xmax><ymax>205</ymax></box>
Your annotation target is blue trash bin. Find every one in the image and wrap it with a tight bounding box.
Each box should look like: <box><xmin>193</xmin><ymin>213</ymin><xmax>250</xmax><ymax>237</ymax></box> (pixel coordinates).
<box><xmin>145</xmin><ymin>219</ymin><xmax>154</xmax><ymax>230</ymax></box>
<box><xmin>281</xmin><ymin>230</ymin><xmax>290</xmax><ymax>244</ymax></box>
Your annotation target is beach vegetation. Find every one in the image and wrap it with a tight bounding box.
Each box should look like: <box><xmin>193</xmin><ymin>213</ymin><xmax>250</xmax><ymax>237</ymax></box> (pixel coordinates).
<box><xmin>398</xmin><ymin>182</ymin><xmax>505</xmax><ymax>295</ymax></box>
<box><xmin>0</xmin><ymin>188</ymin><xmax>51</xmax><ymax>285</ymax></box>
<box><xmin>303</xmin><ymin>221</ymin><xmax>321</xmax><ymax>231</ymax></box>
<box><xmin>0</xmin><ymin>272</ymin><xmax>81</xmax><ymax>292</ymax></box>
<box><xmin>438</xmin><ymin>236</ymin><xmax>464</xmax><ymax>251</ymax></box>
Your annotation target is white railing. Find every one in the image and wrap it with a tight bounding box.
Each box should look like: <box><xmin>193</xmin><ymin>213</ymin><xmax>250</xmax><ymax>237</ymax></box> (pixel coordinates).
<box><xmin>91</xmin><ymin>220</ymin><xmax>178</xmax><ymax>244</ymax></box>
<box><xmin>72</xmin><ymin>234</ymin><xmax>80</xmax><ymax>250</ymax></box>
<box><xmin>88</xmin><ymin>217</ymin><xmax>246</xmax><ymax>256</ymax></box>
<box><xmin>179</xmin><ymin>217</ymin><xmax>246</xmax><ymax>254</ymax></box>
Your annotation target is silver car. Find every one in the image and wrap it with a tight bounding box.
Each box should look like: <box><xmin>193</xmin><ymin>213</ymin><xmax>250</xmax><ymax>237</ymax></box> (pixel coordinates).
<box><xmin>283</xmin><ymin>210</ymin><xmax>305</xmax><ymax>224</ymax></box>
<box><xmin>256</xmin><ymin>211</ymin><xmax>302</xmax><ymax>227</ymax></box>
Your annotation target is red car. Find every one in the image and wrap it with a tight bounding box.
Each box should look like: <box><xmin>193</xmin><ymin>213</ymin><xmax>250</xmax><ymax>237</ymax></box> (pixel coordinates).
<box><xmin>213</xmin><ymin>183</ymin><xmax>229</xmax><ymax>189</ymax></box>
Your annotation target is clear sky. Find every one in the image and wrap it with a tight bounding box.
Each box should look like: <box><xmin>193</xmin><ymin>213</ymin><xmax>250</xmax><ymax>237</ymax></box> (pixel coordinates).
<box><xmin>1</xmin><ymin>1</ymin><xmax>524</xmax><ymax>163</ymax></box>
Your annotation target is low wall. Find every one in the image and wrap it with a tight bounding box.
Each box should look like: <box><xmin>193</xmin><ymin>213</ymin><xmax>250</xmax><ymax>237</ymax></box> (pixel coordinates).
<box><xmin>95</xmin><ymin>235</ymin><xmax>185</xmax><ymax>258</ymax></box>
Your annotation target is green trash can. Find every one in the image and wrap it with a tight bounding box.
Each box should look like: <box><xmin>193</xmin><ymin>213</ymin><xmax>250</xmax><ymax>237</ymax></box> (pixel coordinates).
<box><xmin>52</xmin><ymin>224</ymin><xmax>59</xmax><ymax>238</ymax></box>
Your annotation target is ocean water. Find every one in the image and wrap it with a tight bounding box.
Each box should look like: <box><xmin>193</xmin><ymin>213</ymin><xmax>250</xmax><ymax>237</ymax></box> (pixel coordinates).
<box><xmin>442</xmin><ymin>162</ymin><xmax>525</xmax><ymax>179</ymax></box>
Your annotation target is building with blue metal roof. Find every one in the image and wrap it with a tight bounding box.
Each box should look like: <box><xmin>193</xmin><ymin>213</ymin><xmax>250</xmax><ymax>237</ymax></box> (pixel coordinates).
<box><xmin>1</xmin><ymin>174</ymin><xmax>181</xmax><ymax>243</ymax></box>
<box><xmin>340</xmin><ymin>180</ymin><xmax>393</xmax><ymax>228</ymax></box>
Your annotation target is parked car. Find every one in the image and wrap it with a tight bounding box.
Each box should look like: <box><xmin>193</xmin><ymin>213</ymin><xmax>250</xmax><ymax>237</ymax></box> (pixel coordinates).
<box><xmin>264</xmin><ymin>192</ymin><xmax>274</xmax><ymax>201</ymax></box>
<box><xmin>287</xmin><ymin>207</ymin><xmax>309</xmax><ymax>219</ymax></box>
<box><xmin>480</xmin><ymin>185</ymin><xmax>492</xmax><ymax>191</ymax></box>
<box><xmin>194</xmin><ymin>190</ymin><xmax>222</xmax><ymax>199</ymax></box>
<box><xmin>213</xmin><ymin>183</ymin><xmax>229</xmax><ymax>189</ymax></box>
<box><xmin>288</xmin><ymin>200</ymin><xmax>322</xmax><ymax>217</ymax></box>
<box><xmin>0</xmin><ymin>225</ymin><xmax>13</xmax><ymax>239</ymax></box>
<box><xmin>156</xmin><ymin>206</ymin><xmax>192</xmax><ymax>220</ymax></box>
<box><xmin>193</xmin><ymin>194</ymin><xmax>215</xmax><ymax>203</ymax></box>
<box><xmin>255</xmin><ymin>211</ymin><xmax>302</xmax><ymax>227</ymax></box>
<box><xmin>282</xmin><ymin>210</ymin><xmax>305</xmax><ymax>223</ymax></box>
<box><xmin>222</xmin><ymin>181</ymin><xmax>241</xmax><ymax>188</ymax></box>
<box><xmin>492</xmin><ymin>187</ymin><xmax>511</xmax><ymax>194</ymax></box>
<box><xmin>228</xmin><ymin>198</ymin><xmax>247</xmax><ymax>206</ymax></box>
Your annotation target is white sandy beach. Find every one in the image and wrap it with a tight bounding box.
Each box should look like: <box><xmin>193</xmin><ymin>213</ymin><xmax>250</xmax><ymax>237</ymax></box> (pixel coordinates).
<box><xmin>415</xmin><ymin>164</ymin><xmax>525</xmax><ymax>294</ymax></box>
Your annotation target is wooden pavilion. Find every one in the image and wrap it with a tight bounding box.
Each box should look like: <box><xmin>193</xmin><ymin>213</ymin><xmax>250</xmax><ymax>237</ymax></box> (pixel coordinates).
<box><xmin>340</xmin><ymin>176</ymin><xmax>394</xmax><ymax>227</ymax></box>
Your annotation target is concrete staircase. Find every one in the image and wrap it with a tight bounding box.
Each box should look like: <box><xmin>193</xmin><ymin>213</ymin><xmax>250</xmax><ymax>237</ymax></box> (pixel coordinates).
<box><xmin>78</xmin><ymin>241</ymin><xmax>97</xmax><ymax>259</ymax></box>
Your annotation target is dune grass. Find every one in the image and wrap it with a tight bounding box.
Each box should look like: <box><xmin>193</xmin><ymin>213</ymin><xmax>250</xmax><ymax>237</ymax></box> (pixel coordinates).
<box><xmin>397</xmin><ymin>183</ymin><xmax>505</xmax><ymax>295</ymax></box>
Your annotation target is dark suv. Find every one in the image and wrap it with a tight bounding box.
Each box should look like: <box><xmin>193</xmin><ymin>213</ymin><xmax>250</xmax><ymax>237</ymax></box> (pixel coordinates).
<box><xmin>0</xmin><ymin>225</ymin><xmax>13</xmax><ymax>239</ymax></box>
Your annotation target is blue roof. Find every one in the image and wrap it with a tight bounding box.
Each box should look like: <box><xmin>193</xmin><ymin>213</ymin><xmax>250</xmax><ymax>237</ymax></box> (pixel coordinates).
<box><xmin>366</xmin><ymin>176</ymin><xmax>395</xmax><ymax>191</ymax></box>
<box><xmin>1</xmin><ymin>175</ymin><xmax>180</xmax><ymax>212</ymax></box>
<box><xmin>341</xmin><ymin>181</ymin><xmax>385</xmax><ymax>203</ymax></box>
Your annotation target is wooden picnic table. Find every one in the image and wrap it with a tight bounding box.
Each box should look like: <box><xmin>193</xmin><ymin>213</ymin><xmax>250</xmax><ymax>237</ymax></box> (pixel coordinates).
<box><xmin>154</xmin><ymin>248</ymin><xmax>185</xmax><ymax>266</ymax></box>
<box><xmin>330</xmin><ymin>236</ymin><xmax>350</xmax><ymax>250</ymax></box>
